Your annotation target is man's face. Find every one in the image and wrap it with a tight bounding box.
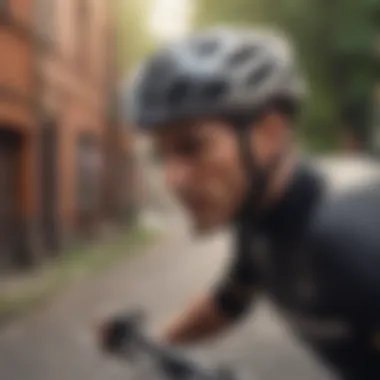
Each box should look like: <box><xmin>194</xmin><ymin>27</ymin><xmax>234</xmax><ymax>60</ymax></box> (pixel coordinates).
<box><xmin>152</xmin><ymin>120</ymin><xmax>247</xmax><ymax>232</ymax></box>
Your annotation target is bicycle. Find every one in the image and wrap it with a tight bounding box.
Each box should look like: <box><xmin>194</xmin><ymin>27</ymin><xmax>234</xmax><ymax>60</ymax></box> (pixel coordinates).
<box><xmin>98</xmin><ymin>310</ymin><xmax>245</xmax><ymax>380</ymax></box>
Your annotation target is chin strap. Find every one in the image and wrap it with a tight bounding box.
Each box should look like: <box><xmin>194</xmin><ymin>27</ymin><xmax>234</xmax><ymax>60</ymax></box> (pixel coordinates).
<box><xmin>234</xmin><ymin>126</ymin><xmax>265</xmax><ymax>223</ymax></box>
<box><xmin>233</xmin><ymin>123</ymin><xmax>284</xmax><ymax>226</ymax></box>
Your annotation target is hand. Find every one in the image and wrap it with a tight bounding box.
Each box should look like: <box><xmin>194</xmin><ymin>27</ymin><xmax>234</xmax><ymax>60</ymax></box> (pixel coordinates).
<box><xmin>96</xmin><ymin>309</ymin><xmax>145</xmax><ymax>354</ymax></box>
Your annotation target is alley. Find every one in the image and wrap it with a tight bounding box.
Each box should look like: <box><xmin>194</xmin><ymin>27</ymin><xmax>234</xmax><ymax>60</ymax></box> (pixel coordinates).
<box><xmin>0</xmin><ymin>229</ymin><xmax>333</xmax><ymax>380</ymax></box>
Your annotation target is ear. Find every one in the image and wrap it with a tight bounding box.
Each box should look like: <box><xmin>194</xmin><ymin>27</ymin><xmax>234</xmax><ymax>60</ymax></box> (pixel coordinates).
<box><xmin>259</xmin><ymin>112</ymin><xmax>287</xmax><ymax>139</ymax></box>
<box><xmin>249</xmin><ymin>112</ymin><xmax>289</xmax><ymax>163</ymax></box>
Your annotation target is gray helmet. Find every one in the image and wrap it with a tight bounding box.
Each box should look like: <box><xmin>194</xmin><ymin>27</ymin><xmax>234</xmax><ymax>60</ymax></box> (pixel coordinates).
<box><xmin>127</xmin><ymin>27</ymin><xmax>307</xmax><ymax>130</ymax></box>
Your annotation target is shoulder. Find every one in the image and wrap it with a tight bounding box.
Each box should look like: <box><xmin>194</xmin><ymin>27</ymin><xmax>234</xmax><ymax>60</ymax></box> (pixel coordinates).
<box><xmin>307</xmin><ymin>179</ymin><xmax>380</xmax><ymax>309</ymax></box>
<box><xmin>308</xmin><ymin>178</ymin><xmax>380</xmax><ymax>244</ymax></box>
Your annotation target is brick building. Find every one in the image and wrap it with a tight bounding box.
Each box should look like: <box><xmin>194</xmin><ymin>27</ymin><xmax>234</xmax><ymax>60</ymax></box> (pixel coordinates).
<box><xmin>0</xmin><ymin>0</ymin><xmax>134</xmax><ymax>271</ymax></box>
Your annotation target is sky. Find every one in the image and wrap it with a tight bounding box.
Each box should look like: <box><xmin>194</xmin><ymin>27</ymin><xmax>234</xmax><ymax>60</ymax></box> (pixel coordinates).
<box><xmin>148</xmin><ymin>0</ymin><xmax>194</xmax><ymax>41</ymax></box>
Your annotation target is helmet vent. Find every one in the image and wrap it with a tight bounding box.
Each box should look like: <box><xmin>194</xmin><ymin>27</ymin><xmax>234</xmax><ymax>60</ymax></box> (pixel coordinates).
<box><xmin>194</xmin><ymin>39</ymin><xmax>219</xmax><ymax>57</ymax></box>
<box><xmin>200</xmin><ymin>80</ymin><xmax>227</xmax><ymax>100</ymax></box>
<box><xmin>247</xmin><ymin>62</ymin><xmax>274</xmax><ymax>87</ymax></box>
<box><xmin>166</xmin><ymin>77</ymin><xmax>191</xmax><ymax>106</ymax></box>
<box><xmin>228</xmin><ymin>45</ymin><xmax>260</xmax><ymax>67</ymax></box>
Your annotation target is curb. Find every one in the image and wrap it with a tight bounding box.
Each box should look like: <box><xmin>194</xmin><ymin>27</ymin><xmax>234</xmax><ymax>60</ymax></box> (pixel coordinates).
<box><xmin>0</xmin><ymin>227</ymin><xmax>162</xmax><ymax>329</ymax></box>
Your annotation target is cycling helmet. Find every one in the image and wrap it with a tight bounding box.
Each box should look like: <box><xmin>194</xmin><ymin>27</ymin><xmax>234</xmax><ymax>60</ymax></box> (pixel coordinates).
<box><xmin>127</xmin><ymin>27</ymin><xmax>306</xmax><ymax>130</ymax></box>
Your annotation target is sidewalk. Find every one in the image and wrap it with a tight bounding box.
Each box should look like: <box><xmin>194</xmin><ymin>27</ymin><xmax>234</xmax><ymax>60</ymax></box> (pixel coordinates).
<box><xmin>0</xmin><ymin>225</ymin><xmax>333</xmax><ymax>380</ymax></box>
<box><xmin>0</xmin><ymin>224</ymin><xmax>161</xmax><ymax>327</ymax></box>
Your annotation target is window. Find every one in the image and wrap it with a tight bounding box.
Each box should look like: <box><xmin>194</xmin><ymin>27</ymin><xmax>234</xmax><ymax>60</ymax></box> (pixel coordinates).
<box><xmin>77</xmin><ymin>0</ymin><xmax>89</xmax><ymax>71</ymax></box>
<box><xmin>0</xmin><ymin>131</ymin><xmax>20</xmax><ymax>269</ymax></box>
<box><xmin>0</xmin><ymin>0</ymin><xmax>8</xmax><ymax>11</ymax></box>
<box><xmin>0</xmin><ymin>0</ymin><xmax>10</xmax><ymax>11</ymax></box>
<box><xmin>35</xmin><ymin>0</ymin><xmax>56</xmax><ymax>44</ymax></box>
<box><xmin>76</xmin><ymin>136</ymin><xmax>102</xmax><ymax>214</ymax></box>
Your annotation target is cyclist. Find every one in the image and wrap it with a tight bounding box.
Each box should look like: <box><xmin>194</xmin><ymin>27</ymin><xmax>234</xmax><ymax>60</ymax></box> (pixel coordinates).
<box><xmin>125</xmin><ymin>28</ymin><xmax>380</xmax><ymax>379</ymax></box>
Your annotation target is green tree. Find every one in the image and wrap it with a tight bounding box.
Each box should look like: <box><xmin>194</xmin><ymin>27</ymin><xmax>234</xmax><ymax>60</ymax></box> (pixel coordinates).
<box><xmin>115</xmin><ymin>0</ymin><xmax>156</xmax><ymax>73</ymax></box>
<box><xmin>195</xmin><ymin>0</ymin><xmax>379</xmax><ymax>151</ymax></box>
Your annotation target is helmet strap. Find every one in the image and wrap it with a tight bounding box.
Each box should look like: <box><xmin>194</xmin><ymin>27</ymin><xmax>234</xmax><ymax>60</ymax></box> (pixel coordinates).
<box><xmin>233</xmin><ymin>123</ymin><xmax>282</xmax><ymax>224</ymax></box>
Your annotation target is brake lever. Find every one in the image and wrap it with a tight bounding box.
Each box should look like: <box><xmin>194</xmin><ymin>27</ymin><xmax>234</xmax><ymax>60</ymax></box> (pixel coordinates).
<box><xmin>99</xmin><ymin>310</ymin><xmax>238</xmax><ymax>380</ymax></box>
<box><xmin>99</xmin><ymin>309</ymin><xmax>145</xmax><ymax>360</ymax></box>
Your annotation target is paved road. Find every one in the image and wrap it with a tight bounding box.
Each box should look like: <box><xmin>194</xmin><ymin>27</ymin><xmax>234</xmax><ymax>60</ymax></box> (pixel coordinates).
<box><xmin>0</xmin><ymin>232</ymin><xmax>333</xmax><ymax>380</ymax></box>
<box><xmin>0</xmin><ymin>157</ymin><xmax>378</xmax><ymax>380</ymax></box>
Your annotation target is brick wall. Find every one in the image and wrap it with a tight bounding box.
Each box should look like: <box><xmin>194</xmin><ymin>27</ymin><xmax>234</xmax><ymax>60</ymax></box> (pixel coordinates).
<box><xmin>0</xmin><ymin>29</ymin><xmax>32</xmax><ymax>96</ymax></box>
<box><xmin>0</xmin><ymin>0</ymin><xmax>134</xmax><ymax>267</ymax></box>
<box><xmin>37</xmin><ymin>0</ymin><xmax>133</xmax><ymax>242</ymax></box>
<box><xmin>0</xmin><ymin>0</ymin><xmax>42</xmax><ymax>268</ymax></box>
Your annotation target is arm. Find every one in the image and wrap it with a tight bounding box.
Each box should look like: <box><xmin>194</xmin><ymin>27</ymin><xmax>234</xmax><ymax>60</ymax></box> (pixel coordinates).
<box><xmin>162</xmin><ymin>225</ymin><xmax>259</xmax><ymax>346</ymax></box>
<box><xmin>162</xmin><ymin>294</ymin><xmax>233</xmax><ymax>345</ymax></box>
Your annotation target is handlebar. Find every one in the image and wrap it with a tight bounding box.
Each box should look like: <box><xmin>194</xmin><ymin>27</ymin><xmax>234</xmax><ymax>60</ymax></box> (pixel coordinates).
<box><xmin>98</xmin><ymin>310</ymin><xmax>237</xmax><ymax>380</ymax></box>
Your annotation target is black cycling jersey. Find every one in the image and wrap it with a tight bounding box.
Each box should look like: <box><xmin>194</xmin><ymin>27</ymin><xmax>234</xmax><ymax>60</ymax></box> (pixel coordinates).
<box><xmin>213</xmin><ymin>161</ymin><xmax>380</xmax><ymax>380</ymax></box>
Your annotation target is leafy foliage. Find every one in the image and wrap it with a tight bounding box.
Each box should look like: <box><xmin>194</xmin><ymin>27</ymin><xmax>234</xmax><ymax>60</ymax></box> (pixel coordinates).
<box><xmin>195</xmin><ymin>0</ymin><xmax>379</xmax><ymax>151</ymax></box>
<box><xmin>115</xmin><ymin>0</ymin><xmax>156</xmax><ymax>73</ymax></box>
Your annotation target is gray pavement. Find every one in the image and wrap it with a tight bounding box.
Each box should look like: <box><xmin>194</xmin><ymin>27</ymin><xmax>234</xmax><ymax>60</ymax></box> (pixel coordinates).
<box><xmin>0</xmin><ymin>157</ymin><xmax>379</xmax><ymax>380</ymax></box>
<box><xmin>0</xmin><ymin>230</ymin><xmax>333</xmax><ymax>380</ymax></box>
